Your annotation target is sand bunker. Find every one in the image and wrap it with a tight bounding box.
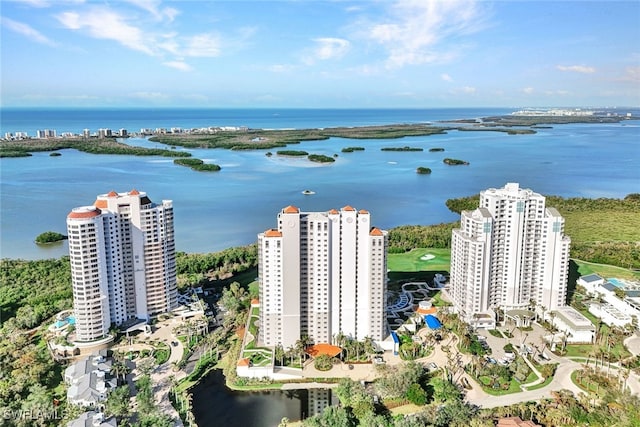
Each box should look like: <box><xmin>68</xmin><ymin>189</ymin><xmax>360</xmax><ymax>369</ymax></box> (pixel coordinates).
<box><xmin>420</xmin><ymin>254</ymin><xmax>436</xmax><ymax>261</ymax></box>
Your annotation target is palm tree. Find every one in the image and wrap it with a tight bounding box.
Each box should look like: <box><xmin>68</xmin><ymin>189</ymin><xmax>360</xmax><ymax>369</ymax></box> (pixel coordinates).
<box><xmin>111</xmin><ymin>357</ymin><xmax>130</xmax><ymax>384</ymax></box>
<box><xmin>274</xmin><ymin>344</ymin><xmax>285</xmax><ymax>366</ymax></box>
<box><xmin>363</xmin><ymin>336</ymin><xmax>376</xmax><ymax>359</ymax></box>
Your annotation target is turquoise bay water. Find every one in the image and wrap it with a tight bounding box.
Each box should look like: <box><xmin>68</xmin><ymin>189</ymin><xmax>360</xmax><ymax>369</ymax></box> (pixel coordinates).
<box><xmin>1</xmin><ymin>109</ymin><xmax>639</xmax><ymax>260</ymax></box>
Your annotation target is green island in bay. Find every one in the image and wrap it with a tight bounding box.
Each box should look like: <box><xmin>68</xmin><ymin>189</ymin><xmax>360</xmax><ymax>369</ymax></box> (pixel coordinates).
<box><xmin>443</xmin><ymin>158</ymin><xmax>470</xmax><ymax>165</ymax></box>
<box><xmin>416</xmin><ymin>167</ymin><xmax>432</xmax><ymax>174</ymax></box>
<box><xmin>174</xmin><ymin>158</ymin><xmax>222</xmax><ymax>172</ymax></box>
<box><xmin>381</xmin><ymin>146</ymin><xmax>424</xmax><ymax>152</ymax></box>
<box><xmin>35</xmin><ymin>231</ymin><xmax>67</xmax><ymax>245</ymax></box>
<box><xmin>341</xmin><ymin>146</ymin><xmax>366</xmax><ymax>152</ymax></box>
<box><xmin>308</xmin><ymin>154</ymin><xmax>335</xmax><ymax>163</ymax></box>
<box><xmin>276</xmin><ymin>150</ymin><xmax>309</xmax><ymax>156</ymax></box>
<box><xmin>429</xmin><ymin>147</ymin><xmax>445</xmax><ymax>152</ymax></box>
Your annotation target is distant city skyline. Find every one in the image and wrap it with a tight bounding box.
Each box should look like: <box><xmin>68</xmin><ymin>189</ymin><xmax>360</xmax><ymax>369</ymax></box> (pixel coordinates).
<box><xmin>1</xmin><ymin>0</ymin><xmax>639</xmax><ymax>108</ymax></box>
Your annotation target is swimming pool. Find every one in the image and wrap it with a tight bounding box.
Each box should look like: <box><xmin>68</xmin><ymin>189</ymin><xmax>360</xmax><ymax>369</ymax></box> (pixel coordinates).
<box><xmin>608</xmin><ymin>278</ymin><xmax>624</xmax><ymax>288</ymax></box>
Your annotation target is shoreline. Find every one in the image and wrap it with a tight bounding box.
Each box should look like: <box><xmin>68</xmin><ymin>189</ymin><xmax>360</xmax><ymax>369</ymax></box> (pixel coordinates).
<box><xmin>3</xmin><ymin>114</ymin><xmax>638</xmax><ymax>157</ymax></box>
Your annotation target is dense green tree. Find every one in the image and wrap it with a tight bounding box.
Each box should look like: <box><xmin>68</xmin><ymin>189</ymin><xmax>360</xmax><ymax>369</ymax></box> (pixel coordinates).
<box><xmin>406</xmin><ymin>383</ymin><xmax>427</xmax><ymax>405</ymax></box>
<box><xmin>303</xmin><ymin>406</ymin><xmax>356</xmax><ymax>427</ymax></box>
<box><xmin>105</xmin><ymin>385</ymin><xmax>130</xmax><ymax>419</ymax></box>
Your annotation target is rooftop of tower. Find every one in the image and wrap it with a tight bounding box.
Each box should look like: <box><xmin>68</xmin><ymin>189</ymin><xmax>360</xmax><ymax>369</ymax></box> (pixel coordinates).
<box><xmin>68</xmin><ymin>206</ymin><xmax>101</xmax><ymax>219</ymax></box>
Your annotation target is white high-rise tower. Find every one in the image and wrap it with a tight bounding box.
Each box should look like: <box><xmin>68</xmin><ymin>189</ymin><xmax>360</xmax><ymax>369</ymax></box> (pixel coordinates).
<box><xmin>67</xmin><ymin>190</ymin><xmax>177</xmax><ymax>342</ymax></box>
<box><xmin>258</xmin><ymin>206</ymin><xmax>388</xmax><ymax>349</ymax></box>
<box><xmin>450</xmin><ymin>183</ymin><xmax>571</xmax><ymax>327</ymax></box>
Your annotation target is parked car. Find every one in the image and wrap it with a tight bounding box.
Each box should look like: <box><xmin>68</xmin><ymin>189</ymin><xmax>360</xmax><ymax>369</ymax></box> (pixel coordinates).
<box><xmin>428</xmin><ymin>362</ymin><xmax>438</xmax><ymax>370</ymax></box>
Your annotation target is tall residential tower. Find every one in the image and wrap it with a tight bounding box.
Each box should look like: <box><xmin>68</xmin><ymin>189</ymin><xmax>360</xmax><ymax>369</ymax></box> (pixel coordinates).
<box><xmin>450</xmin><ymin>183</ymin><xmax>571</xmax><ymax>327</ymax></box>
<box><xmin>67</xmin><ymin>190</ymin><xmax>177</xmax><ymax>341</ymax></box>
<box><xmin>258</xmin><ymin>206</ymin><xmax>388</xmax><ymax>350</ymax></box>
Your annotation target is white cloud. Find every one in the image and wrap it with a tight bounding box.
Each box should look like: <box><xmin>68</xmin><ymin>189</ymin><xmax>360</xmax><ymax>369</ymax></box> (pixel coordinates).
<box><xmin>163</xmin><ymin>61</ymin><xmax>191</xmax><ymax>71</ymax></box>
<box><xmin>1</xmin><ymin>17</ymin><xmax>56</xmax><ymax>46</ymax></box>
<box><xmin>305</xmin><ymin>38</ymin><xmax>350</xmax><ymax>64</ymax></box>
<box><xmin>620</xmin><ymin>66</ymin><xmax>640</xmax><ymax>82</ymax></box>
<box><xmin>556</xmin><ymin>65</ymin><xmax>596</xmax><ymax>73</ymax></box>
<box><xmin>183</xmin><ymin>34</ymin><xmax>221</xmax><ymax>57</ymax></box>
<box><xmin>441</xmin><ymin>73</ymin><xmax>453</xmax><ymax>82</ymax></box>
<box><xmin>55</xmin><ymin>6</ymin><xmax>225</xmax><ymax>60</ymax></box>
<box><xmin>450</xmin><ymin>86</ymin><xmax>476</xmax><ymax>95</ymax></box>
<box><xmin>544</xmin><ymin>90</ymin><xmax>570</xmax><ymax>96</ymax></box>
<box><xmin>56</xmin><ymin>8</ymin><xmax>155</xmax><ymax>55</ymax></box>
<box><xmin>268</xmin><ymin>64</ymin><xmax>295</xmax><ymax>73</ymax></box>
<box><xmin>6</xmin><ymin>0</ymin><xmax>52</xmax><ymax>8</ymax></box>
<box><xmin>365</xmin><ymin>0</ymin><xmax>488</xmax><ymax>68</ymax></box>
<box><xmin>522</xmin><ymin>87</ymin><xmax>534</xmax><ymax>94</ymax></box>
<box><xmin>124</xmin><ymin>0</ymin><xmax>179</xmax><ymax>22</ymax></box>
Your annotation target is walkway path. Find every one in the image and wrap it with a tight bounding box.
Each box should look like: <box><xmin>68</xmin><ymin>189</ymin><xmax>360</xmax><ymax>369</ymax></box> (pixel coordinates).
<box><xmin>125</xmin><ymin>318</ymin><xmax>187</xmax><ymax>426</ymax></box>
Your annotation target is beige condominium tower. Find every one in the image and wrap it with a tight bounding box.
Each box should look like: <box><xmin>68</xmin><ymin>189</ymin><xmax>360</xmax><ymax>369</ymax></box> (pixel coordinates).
<box><xmin>258</xmin><ymin>205</ymin><xmax>388</xmax><ymax>350</ymax></box>
<box><xmin>66</xmin><ymin>190</ymin><xmax>177</xmax><ymax>342</ymax></box>
<box><xmin>450</xmin><ymin>183</ymin><xmax>571</xmax><ymax>328</ymax></box>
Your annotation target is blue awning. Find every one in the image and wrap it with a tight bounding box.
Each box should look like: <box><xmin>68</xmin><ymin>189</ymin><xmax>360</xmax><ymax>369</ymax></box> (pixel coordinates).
<box><xmin>424</xmin><ymin>314</ymin><xmax>442</xmax><ymax>329</ymax></box>
<box><xmin>391</xmin><ymin>332</ymin><xmax>400</xmax><ymax>344</ymax></box>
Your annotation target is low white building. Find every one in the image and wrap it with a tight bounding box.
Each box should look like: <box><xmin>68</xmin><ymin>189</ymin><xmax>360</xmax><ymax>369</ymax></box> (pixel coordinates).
<box><xmin>577</xmin><ymin>274</ymin><xmax>606</xmax><ymax>295</ymax></box>
<box><xmin>578</xmin><ymin>274</ymin><xmax>640</xmax><ymax>328</ymax></box>
<box><xmin>589</xmin><ymin>302</ymin><xmax>632</xmax><ymax>328</ymax></box>
<box><xmin>550</xmin><ymin>306</ymin><xmax>595</xmax><ymax>344</ymax></box>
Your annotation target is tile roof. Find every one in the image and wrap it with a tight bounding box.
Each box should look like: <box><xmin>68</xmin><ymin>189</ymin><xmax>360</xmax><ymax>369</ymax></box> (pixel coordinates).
<box><xmin>93</xmin><ymin>199</ymin><xmax>108</xmax><ymax>209</ymax></box>
<box><xmin>305</xmin><ymin>343</ymin><xmax>342</xmax><ymax>358</ymax></box>
<box><xmin>283</xmin><ymin>205</ymin><xmax>300</xmax><ymax>214</ymax></box>
<box><xmin>68</xmin><ymin>207</ymin><xmax>101</xmax><ymax>219</ymax></box>
<box><xmin>370</xmin><ymin>227</ymin><xmax>384</xmax><ymax>236</ymax></box>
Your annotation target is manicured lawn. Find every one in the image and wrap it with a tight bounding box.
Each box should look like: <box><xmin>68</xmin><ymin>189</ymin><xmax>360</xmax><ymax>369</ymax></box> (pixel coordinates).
<box><xmin>477</xmin><ymin>376</ymin><xmax>522</xmax><ymax>395</ymax></box>
<box><xmin>574</xmin><ymin>259</ymin><xmax>640</xmax><ymax>281</ymax></box>
<box><xmin>431</xmin><ymin>291</ymin><xmax>452</xmax><ymax>307</ymax></box>
<box><xmin>388</xmin><ymin>248</ymin><xmax>450</xmax><ymax>272</ymax></box>
<box><xmin>561</xmin><ymin>342</ymin><xmax>630</xmax><ymax>360</ymax></box>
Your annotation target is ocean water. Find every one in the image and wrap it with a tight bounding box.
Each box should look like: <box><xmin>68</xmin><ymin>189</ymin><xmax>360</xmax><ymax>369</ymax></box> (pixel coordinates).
<box><xmin>1</xmin><ymin>108</ymin><xmax>639</xmax><ymax>260</ymax></box>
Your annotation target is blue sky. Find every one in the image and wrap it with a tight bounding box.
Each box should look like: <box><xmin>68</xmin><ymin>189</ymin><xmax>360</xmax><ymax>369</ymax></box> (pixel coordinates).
<box><xmin>1</xmin><ymin>0</ymin><xmax>639</xmax><ymax>108</ymax></box>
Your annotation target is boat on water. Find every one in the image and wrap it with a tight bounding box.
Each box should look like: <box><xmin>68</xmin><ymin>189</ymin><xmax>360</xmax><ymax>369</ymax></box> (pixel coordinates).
<box><xmin>302</xmin><ymin>190</ymin><xmax>316</xmax><ymax>195</ymax></box>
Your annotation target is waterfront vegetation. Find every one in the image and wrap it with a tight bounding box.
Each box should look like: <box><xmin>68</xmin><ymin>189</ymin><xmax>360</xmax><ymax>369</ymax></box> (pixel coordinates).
<box><xmin>443</xmin><ymin>158</ymin><xmax>469</xmax><ymax>165</ymax></box>
<box><xmin>277</xmin><ymin>150</ymin><xmax>309</xmax><ymax>156</ymax></box>
<box><xmin>0</xmin><ymin>150</ymin><xmax>32</xmax><ymax>157</ymax></box>
<box><xmin>341</xmin><ymin>146</ymin><xmax>365</xmax><ymax>152</ymax></box>
<box><xmin>381</xmin><ymin>146</ymin><xmax>424</xmax><ymax>152</ymax></box>
<box><xmin>173</xmin><ymin>157</ymin><xmax>221</xmax><ymax>172</ymax></box>
<box><xmin>35</xmin><ymin>231</ymin><xmax>67</xmax><ymax>244</ymax></box>
<box><xmin>308</xmin><ymin>154</ymin><xmax>335</xmax><ymax>163</ymax></box>
<box><xmin>416</xmin><ymin>167</ymin><xmax>432</xmax><ymax>174</ymax></box>
<box><xmin>0</xmin><ymin>137</ymin><xmax>191</xmax><ymax>157</ymax></box>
